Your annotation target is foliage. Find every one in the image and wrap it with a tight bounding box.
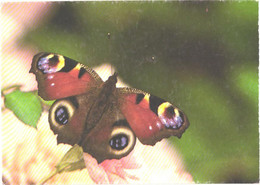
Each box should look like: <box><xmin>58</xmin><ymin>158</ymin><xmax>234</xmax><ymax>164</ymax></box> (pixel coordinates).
<box><xmin>3</xmin><ymin>86</ymin><xmax>42</xmax><ymax>128</ymax></box>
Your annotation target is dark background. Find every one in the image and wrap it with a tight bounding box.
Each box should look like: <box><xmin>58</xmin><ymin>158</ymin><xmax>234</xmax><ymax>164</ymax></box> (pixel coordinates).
<box><xmin>20</xmin><ymin>2</ymin><xmax>258</xmax><ymax>183</ymax></box>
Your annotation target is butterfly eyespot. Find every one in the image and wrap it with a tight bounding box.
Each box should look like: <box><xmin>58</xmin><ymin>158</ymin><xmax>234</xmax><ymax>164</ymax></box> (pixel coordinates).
<box><xmin>108</xmin><ymin>126</ymin><xmax>136</xmax><ymax>156</ymax></box>
<box><xmin>37</xmin><ymin>54</ymin><xmax>65</xmax><ymax>74</ymax></box>
<box><xmin>54</xmin><ymin>106</ymin><xmax>69</xmax><ymax>125</ymax></box>
<box><xmin>158</xmin><ymin>102</ymin><xmax>184</xmax><ymax>129</ymax></box>
<box><xmin>109</xmin><ymin>134</ymin><xmax>128</xmax><ymax>150</ymax></box>
<box><xmin>49</xmin><ymin>99</ymin><xmax>76</xmax><ymax>128</ymax></box>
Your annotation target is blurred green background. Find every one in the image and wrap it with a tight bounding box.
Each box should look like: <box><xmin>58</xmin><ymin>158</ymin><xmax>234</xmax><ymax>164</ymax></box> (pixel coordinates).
<box><xmin>20</xmin><ymin>2</ymin><xmax>258</xmax><ymax>183</ymax></box>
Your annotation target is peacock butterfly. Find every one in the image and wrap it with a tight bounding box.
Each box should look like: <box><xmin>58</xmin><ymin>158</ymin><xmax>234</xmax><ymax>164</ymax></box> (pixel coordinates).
<box><xmin>30</xmin><ymin>52</ymin><xmax>189</xmax><ymax>163</ymax></box>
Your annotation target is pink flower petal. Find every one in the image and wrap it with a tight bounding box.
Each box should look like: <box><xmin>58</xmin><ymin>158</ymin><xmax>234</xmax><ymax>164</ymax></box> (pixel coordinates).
<box><xmin>83</xmin><ymin>153</ymin><xmax>109</xmax><ymax>184</ymax></box>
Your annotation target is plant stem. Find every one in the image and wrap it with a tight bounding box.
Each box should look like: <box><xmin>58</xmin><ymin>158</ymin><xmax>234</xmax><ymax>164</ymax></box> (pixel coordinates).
<box><xmin>38</xmin><ymin>169</ymin><xmax>58</xmax><ymax>185</ymax></box>
<box><xmin>38</xmin><ymin>163</ymin><xmax>71</xmax><ymax>184</ymax></box>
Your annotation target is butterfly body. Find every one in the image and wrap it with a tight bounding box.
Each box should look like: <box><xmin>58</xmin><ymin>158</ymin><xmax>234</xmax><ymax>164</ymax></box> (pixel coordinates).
<box><xmin>30</xmin><ymin>52</ymin><xmax>189</xmax><ymax>163</ymax></box>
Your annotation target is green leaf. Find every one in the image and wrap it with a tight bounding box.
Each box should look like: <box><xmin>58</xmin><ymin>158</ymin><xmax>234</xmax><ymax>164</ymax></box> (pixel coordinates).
<box><xmin>40</xmin><ymin>144</ymin><xmax>86</xmax><ymax>184</ymax></box>
<box><xmin>4</xmin><ymin>90</ymin><xmax>42</xmax><ymax>128</ymax></box>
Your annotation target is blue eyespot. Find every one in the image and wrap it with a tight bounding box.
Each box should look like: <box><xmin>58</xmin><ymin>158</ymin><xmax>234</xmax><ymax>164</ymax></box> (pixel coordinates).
<box><xmin>109</xmin><ymin>134</ymin><xmax>128</xmax><ymax>150</ymax></box>
<box><xmin>37</xmin><ymin>55</ymin><xmax>59</xmax><ymax>74</ymax></box>
<box><xmin>55</xmin><ymin>106</ymin><xmax>69</xmax><ymax>125</ymax></box>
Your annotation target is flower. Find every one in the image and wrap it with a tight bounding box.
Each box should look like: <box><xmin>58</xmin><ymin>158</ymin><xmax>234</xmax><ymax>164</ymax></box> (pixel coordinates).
<box><xmin>83</xmin><ymin>138</ymin><xmax>193</xmax><ymax>184</ymax></box>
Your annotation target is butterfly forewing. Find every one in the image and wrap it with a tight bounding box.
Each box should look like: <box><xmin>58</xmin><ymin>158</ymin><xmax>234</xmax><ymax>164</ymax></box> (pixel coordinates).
<box><xmin>30</xmin><ymin>52</ymin><xmax>103</xmax><ymax>100</ymax></box>
<box><xmin>118</xmin><ymin>88</ymin><xmax>189</xmax><ymax>145</ymax></box>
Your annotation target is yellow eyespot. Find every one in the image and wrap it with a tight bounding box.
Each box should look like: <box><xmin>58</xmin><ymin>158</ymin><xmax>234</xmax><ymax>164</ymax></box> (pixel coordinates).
<box><xmin>174</xmin><ymin>108</ymin><xmax>180</xmax><ymax>117</ymax></box>
<box><xmin>46</xmin><ymin>54</ymin><xmax>54</xmax><ymax>59</ymax></box>
<box><xmin>158</xmin><ymin>102</ymin><xmax>172</xmax><ymax>116</ymax></box>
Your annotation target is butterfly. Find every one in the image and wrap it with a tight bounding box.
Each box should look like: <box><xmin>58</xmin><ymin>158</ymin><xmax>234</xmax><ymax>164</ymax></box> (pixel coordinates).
<box><xmin>30</xmin><ymin>52</ymin><xmax>189</xmax><ymax>163</ymax></box>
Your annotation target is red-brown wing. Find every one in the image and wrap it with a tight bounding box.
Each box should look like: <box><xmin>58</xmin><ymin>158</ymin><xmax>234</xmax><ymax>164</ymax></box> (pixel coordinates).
<box><xmin>118</xmin><ymin>87</ymin><xmax>189</xmax><ymax>146</ymax></box>
<box><xmin>48</xmin><ymin>93</ymin><xmax>136</xmax><ymax>163</ymax></box>
<box><xmin>48</xmin><ymin>96</ymin><xmax>90</xmax><ymax>146</ymax></box>
<box><xmin>30</xmin><ymin>52</ymin><xmax>103</xmax><ymax>100</ymax></box>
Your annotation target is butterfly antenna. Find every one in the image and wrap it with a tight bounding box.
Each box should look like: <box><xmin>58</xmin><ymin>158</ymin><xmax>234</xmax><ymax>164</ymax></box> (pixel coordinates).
<box><xmin>107</xmin><ymin>32</ymin><xmax>115</xmax><ymax>76</ymax></box>
<box><xmin>113</xmin><ymin>72</ymin><xmax>118</xmax><ymax>77</ymax></box>
<box><xmin>110</xmin><ymin>65</ymin><xmax>115</xmax><ymax>76</ymax></box>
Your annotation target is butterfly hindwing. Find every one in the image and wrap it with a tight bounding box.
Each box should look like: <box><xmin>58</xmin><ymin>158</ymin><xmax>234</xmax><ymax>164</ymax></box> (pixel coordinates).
<box><xmin>48</xmin><ymin>92</ymin><xmax>97</xmax><ymax>146</ymax></box>
<box><xmin>30</xmin><ymin>52</ymin><xmax>103</xmax><ymax>100</ymax></box>
<box><xmin>118</xmin><ymin>87</ymin><xmax>189</xmax><ymax>146</ymax></box>
<box><xmin>48</xmin><ymin>89</ymin><xmax>136</xmax><ymax>163</ymax></box>
<box><xmin>80</xmin><ymin>103</ymin><xmax>136</xmax><ymax>163</ymax></box>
